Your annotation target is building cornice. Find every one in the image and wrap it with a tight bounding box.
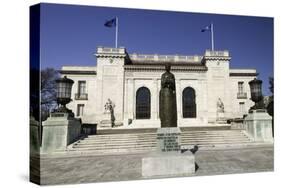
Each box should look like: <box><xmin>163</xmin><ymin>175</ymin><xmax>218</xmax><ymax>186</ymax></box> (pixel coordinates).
<box><xmin>202</xmin><ymin>56</ymin><xmax>232</xmax><ymax>61</ymax></box>
<box><xmin>124</xmin><ymin>64</ymin><xmax>207</xmax><ymax>72</ymax></box>
<box><xmin>229</xmin><ymin>72</ymin><xmax>258</xmax><ymax>77</ymax></box>
<box><xmin>60</xmin><ymin>70</ymin><xmax>96</xmax><ymax>75</ymax></box>
<box><xmin>128</xmin><ymin>61</ymin><xmax>202</xmax><ymax>65</ymax></box>
<box><xmin>95</xmin><ymin>47</ymin><xmax>127</xmax><ymax>58</ymax></box>
<box><xmin>95</xmin><ymin>54</ymin><xmax>127</xmax><ymax>58</ymax></box>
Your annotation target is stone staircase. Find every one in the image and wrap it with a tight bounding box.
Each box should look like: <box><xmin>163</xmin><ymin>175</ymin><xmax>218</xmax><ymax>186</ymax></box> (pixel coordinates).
<box><xmin>67</xmin><ymin>129</ymin><xmax>255</xmax><ymax>154</ymax></box>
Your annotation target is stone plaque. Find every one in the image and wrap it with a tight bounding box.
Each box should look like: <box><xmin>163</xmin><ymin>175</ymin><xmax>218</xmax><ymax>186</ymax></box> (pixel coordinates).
<box><xmin>157</xmin><ymin>127</ymin><xmax>181</xmax><ymax>153</ymax></box>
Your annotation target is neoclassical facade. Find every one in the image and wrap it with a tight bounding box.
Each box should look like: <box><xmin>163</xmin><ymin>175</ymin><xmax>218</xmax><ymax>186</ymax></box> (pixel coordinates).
<box><xmin>61</xmin><ymin>47</ymin><xmax>257</xmax><ymax>129</ymax></box>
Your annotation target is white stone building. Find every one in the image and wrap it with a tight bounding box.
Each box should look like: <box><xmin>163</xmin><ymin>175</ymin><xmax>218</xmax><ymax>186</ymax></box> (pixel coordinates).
<box><xmin>60</xmin><ymin>47</ymin><xmax>257</xmax><ymax>129</ymax></box>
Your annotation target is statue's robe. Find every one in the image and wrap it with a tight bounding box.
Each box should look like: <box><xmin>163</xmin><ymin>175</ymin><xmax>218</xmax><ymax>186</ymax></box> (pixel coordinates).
<box><xmin>159</xmin><ymin>71</ymin><xmax>177</xmax><ymax>127</ymax></box>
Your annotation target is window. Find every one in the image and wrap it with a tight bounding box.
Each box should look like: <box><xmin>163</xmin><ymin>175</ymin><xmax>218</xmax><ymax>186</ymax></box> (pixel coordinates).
<box><xmin>78</xmin><ymin>81</ymin><xmax>86</xmax><ymax>94</ymax></box>
<box><xmin>182</xmin><ymin>87</ymin><xmax>196</xmax><ymax>118</ymax></box>
<box><xmin>136</xmin><ymin>87</ymin><xmax>151</xmax><ymax>119</ymax></box>
<box><xmin>76</xmin><ymin>81</ymin><xmax>88</xmax><ymax>100</ymax></box>
<box><xmin>239</xmin><ymin>102</ymin><xmax>245</xmax><ymax>114</ymax></box>
<box><xmin>77</xmin><ymin>104</ymin><xmax>84</xmax><ymax>116</ymax></box>
<box><xmin>238</xmin><ymin>82</ymin><xmax>244</xmax><ymax>93</ymax></box>
<box><xmin>237</xmin><ymin>81</ymin><xmax>247</xmax><ymax>99</ymax></box>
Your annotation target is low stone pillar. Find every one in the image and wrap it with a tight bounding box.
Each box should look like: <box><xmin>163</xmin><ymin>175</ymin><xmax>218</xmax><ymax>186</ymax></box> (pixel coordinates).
<box><xmin>41</xmin><ymin>113</ymin><xmax>81</xmax><ymax>153</ymax></box>
<box><xmin>142</xmin><ymin>127</ymin><xmax>195</xmax><ymax>177</ymax></box>
<box><xmin>244</xmin><ymin>110</ymin><xmax>273</xmax><ymax>142</ymax></box>
<box><xmin>30</xmin><ymin>115</ymin><xmax>40</xmax><ymax>155</ymax></box>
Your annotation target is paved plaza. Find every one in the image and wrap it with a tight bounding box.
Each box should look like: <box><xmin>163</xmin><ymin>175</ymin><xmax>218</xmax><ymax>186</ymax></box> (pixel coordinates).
<box><xmin>31</xmin><ymin>145</ymin><xmax>274</xmax><ymax>185</ymax></box>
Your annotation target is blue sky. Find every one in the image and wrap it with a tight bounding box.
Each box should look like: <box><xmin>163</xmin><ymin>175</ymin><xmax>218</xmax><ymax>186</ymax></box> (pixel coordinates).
<box><xmin>39</xmin><ymin>3</ymin><xmax>273</xmax><ymax>95</ymax></box>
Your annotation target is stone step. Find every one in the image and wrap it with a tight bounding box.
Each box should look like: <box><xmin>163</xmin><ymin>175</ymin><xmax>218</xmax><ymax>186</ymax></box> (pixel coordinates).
<box><xmin>75</xmin><ymin>140</ymin><xmax>157</xmax><ymax>145</ymax></box>
<box><xmin>70</xmin><ymin>129</ymin><xmax>252</xmax><ymax>153</ymax></box>
<box><xmin>181</xmin><ymin>135</ymin><xmax>248</xmax><ymax>139</ymax></box>
<box><xmin>84</xmin><ymin>135</ymin><xmax>156</xmax><ymax>140</ymax></box>
<box><xmin>79</xmin><ymin>136</ymin><xmax>249</xmax><ymax>144</ymax></box>
<box><xmin>87</xmin><ymin>133</ymin><xmax>156</xmax><ymax>137</ymax></box>
<box><xmin>73</xmin><ymin>139</ymin><xmax>251</xmax><ymax>149</ymax></box>
<box><xmin>71</xmin><ymin>141</ymin><xmax>254</xmax><ymax>152</ymax></box>
<box><xmin>181</xmin><ymin>140</ymin><xmax>251</xmax><ymax>144</ymax></box>
<box><xmin>68</xmin><ymin>148</ymin><xmax>157</xmax><ymax>154</ymax></box>
<box><xmin>82</xmin><ymin>134</ymin><xmax>247</xmax><ymax>142</ymax></box>
<box><xmin>73</xmin><ymin>144</ymin><xmax>157</xmax><ymax>149</ymax></box>
<box><xmin>88</xmin><ymin>130</ymin><xmax>244</xmax><ymax>138</ymax></box>
<box><xmin>181</xmin><ymin>136</ymin><xmax>247</xmax><ymax>140</ymax></box>
<box><xmin>84</xmin><ymin>132</ymin><xmax>245</xmax><ymax>140</ymax></box>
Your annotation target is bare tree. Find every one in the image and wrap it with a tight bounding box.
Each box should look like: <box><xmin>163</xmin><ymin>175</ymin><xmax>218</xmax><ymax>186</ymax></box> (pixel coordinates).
<box><xmin>41</xmin><ymin>68</ymin><xmax>59</xmax><ymax>121</ymax></box>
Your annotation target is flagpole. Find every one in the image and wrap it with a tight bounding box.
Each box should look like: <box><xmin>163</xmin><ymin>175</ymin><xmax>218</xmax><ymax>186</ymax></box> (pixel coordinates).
<box><xmin>211</xmin><ymin>23</ymin><xmax>214</xmax><ymax>51</ymax></box>
<box><xmin>115</xmin><ymin>17</ymin><xmax>118</xmax><ymax>48</ymax></box>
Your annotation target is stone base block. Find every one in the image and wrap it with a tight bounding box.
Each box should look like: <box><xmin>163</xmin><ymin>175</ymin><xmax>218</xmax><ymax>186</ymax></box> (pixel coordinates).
<box><xmin>30</xmin><ymin>116</ymin><xmax>40</xmax><ymax>155</ymax></box>
<box><xmin>244</xmin><ymin>110</ymin><xmax>273</xmax><ymax>142</ymax></box>
<box><xmin>142</xmin><ymin>153</ymin><xmax>195</xmax><ymax>178</ymax></box>
<box><xmin>41</xmin><ymin>113</ymin><xmax>81</xmax><ymax>153</ymax></box>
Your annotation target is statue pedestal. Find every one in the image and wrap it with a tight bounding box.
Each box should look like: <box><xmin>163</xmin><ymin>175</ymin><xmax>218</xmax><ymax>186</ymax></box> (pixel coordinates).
<box><xmin>244</xmin><ymin>110</ymin><xmax>273</xmax><ymax>142</ymax></box>
<box><xmin>217</xmin><ymin>112</ymin><xmax>227</xmax><ymax>124</ymax></box>
<box><xmin>98</xmin><ymin>113</ymin><xmax>112</xmax><ymax>129</ymax></box>
<box><xmin>142</xmin><ymin>127</ymin><xmax>195</xmax><ymax>178</ymax></box>
<box><xmin>41</xmin><ymin>113</ymin><xmax>81</xmax><ymax>153</ymax></box>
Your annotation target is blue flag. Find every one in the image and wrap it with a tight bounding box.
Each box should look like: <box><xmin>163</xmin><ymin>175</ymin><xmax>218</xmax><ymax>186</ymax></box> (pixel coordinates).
<box><xmin>201</xmin><ymin>25</ymin><xmax>211</xmax><ymax>32</ymax></box>
<box><xmin>104</xmin><ymin>18</ymin><xmax>116</xmax><ymax>27</ymax></box>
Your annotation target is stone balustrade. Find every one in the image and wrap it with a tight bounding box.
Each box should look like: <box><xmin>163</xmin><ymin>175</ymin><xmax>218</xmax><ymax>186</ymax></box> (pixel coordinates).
<box><xmin>205</xmin><ymin>50</ymin><xmax>229</xmax><ymax>57</ymax></box>
<box><xmin>97</xmin><ymin>46</ymin><xmax>126</xmax><ymax>54</ymax></box>
<box><xmin>129</xmin><ymin>53</ymin><xmax>203</xmax><ymax>63</ymax></box>
<box><xmin>96</xmin><ymin>47</ymin><xmax>229</xmax><ymax>61</ymax></box>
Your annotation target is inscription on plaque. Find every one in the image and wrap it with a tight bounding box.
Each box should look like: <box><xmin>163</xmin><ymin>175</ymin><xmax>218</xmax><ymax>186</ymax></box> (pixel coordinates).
<box><xmin>157</xmin><ymin>128</ymin><xmax>181</xmax><ymax>153</ymax></box>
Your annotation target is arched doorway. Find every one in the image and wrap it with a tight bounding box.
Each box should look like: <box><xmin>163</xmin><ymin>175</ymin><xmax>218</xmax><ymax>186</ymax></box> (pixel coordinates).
<box><xmin>136</xmin><ymin>87</ymin><xmax>151</xmax><ymax>119</ymax></box>
<box><xmin>182</xmin><ymin>87</ymin><xmax>196</xmax><ymax>118</ymax></box>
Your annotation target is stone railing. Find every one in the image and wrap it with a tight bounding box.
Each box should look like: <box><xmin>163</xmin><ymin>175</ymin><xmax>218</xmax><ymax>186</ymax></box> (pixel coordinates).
<box><xmin>129</xmin><ymin>54</ymin><xmax>203</xmax><ymax>63</ymax></box>
<box><xmin>237</xmin><ymin>92</ymin><xmax>247</xmax><ymax>99</ymax></box>
<box><xmin>97</xmin><ymin>46</ymin><xmax>126</xmax><ymax>54</ymax></box>
<box><xmin>204</xmin><ymin>50</ymin><xmax>229</xmax><ymax>57</ymax></box>
<box><xmin>75</xmin><ymin>93</ymin><xmax>88</xmax><ymax>100</ymax></box>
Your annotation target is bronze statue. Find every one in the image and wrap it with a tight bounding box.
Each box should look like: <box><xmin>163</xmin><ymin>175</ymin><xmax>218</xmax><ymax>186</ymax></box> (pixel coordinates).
<box><xmin>159</xmin><ymin>64</ymin><xmax>177</xmax><ymax>127</ymax></box>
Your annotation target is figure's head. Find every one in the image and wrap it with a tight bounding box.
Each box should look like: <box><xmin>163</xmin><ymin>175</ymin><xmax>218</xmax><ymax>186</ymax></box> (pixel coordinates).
<box><xmin>165</xmin><ymin>63</ymin><xmax>171</xmax><ymax>72</ymax></box>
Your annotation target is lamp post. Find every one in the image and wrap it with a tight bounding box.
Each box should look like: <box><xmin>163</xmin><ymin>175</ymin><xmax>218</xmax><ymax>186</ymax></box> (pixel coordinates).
<box><xmin>55</xmin><ymin>76</ymin><xmax>74</xmax><ymax>116</ymax></box>
<box><xmin>249</xmin><ymin>78</ymin><xmax>264</xmax><ymax>111</ymax></box>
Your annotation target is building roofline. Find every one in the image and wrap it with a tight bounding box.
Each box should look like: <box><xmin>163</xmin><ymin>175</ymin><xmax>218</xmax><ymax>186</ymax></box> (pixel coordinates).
<box><xmin>124</xmin><ymin>64</ymin><xmax>208</xmax><ymax>72</ymax></box>
<box><xmin>229</xmin><ymin>72</ymin><xmax>259</xmax><ymax>77</ymax></box>
<box><xmin>60</xmin><ymin>70</ymin><xmax>96</xmax><ymax>75</ymax></box>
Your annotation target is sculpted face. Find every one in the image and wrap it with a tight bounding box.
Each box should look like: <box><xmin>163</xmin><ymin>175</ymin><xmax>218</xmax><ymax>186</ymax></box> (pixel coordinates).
<box><xmin>165</xmin><ymin>64</ymin><xmax>171</xmax><ymax>72</ymax></box>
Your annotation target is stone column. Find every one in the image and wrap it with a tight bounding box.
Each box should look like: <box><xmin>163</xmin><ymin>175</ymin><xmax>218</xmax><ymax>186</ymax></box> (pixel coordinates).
<box><xmin>152</xmin><ymin>79</ymin><xmax>158</xmax><ymax>120</ymax></box>
<box><xmin>123</xmin><ymin>79</ymin><xmax>129</xmax><ymax>126</ymax></box>
<box><xmin>176</xmin><ymin>80</ymin><xmax>181</xmax><ymax>121</ymax></box>
<box><xmin>126</xmin><ymin>79</ymin><xmax>134</xmax><ymax>121</ymax></box>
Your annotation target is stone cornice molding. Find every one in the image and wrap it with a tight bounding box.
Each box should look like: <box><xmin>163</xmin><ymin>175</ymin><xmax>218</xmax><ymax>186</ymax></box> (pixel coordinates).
<box><xmin>229</xmin><ymin>72</ymin><xmax>258</xmax><ymax>77</ymax></box>
<box><xmin>128</xmin><ymin>61</ymin><xmax>202</xmax><ymax>65</ymax></box>
<box><xmin>202</xmin><ymin>56</ymin><xmax>232</xmax><ymax>61</ymax></box>
<box><xmin>59</xmin><ymin>70</ymin><xmax>97</xmax><ymax>75</ymax></box>
<box><xmin>124</xmin><ymin>65</ymin><xmax>207</xmax><ymax>72</ymax></box>
<box><xmin>95</xmin><ymin>53</ymin><xmax>127</xmax><ymax>58</ymax></box>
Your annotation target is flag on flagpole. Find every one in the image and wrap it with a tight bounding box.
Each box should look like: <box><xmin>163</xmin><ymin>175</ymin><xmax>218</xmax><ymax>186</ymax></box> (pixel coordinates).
<box><xmin>201</xmin><ymin>25</ymin><xmax>211</xmax><ymax>32</ymax></box>
<box><xmin>201</xmin><ymin>23</ymin><xmax>215</xmax><ymax>51</ymax></box>
<box><xmin>104</xmin><ymin>18</ymin><xmax>116</xmax><ymax>27</ymax></box>
<box><xmin>104</xmin><ymin>17</ymin><xmax>119</xmax><ymax>48</ymax></box>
